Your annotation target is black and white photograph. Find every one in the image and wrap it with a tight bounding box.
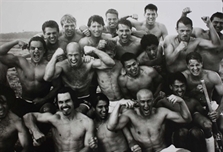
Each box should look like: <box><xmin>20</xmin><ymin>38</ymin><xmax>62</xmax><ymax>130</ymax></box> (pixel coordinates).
<box><xmin>0</xmin><ymin>0</ymin><xmax>223</xmax><ymax>152</ymax></box>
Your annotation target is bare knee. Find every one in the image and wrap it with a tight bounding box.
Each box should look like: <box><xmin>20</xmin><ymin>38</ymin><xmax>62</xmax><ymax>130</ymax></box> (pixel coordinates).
<box><xmin>189</xmin><ymin>127</ymin><xmax>204</xmax><ymax>139</ymax></box>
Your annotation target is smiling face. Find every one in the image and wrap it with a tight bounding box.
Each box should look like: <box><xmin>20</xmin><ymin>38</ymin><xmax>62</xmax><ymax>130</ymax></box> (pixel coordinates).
<box><xmin>62</xmin><ymin>21</ymin><xmax>76</xmax><ymax>38</ymax></box>
<box><xmin>124</xmin><ymin>59</ymin><xmax>140</xmax><ymax>77</ymax></box>
<box><xmin>170</xmin><ymin>80</ymin><xmax>186</xmax><ymax>97</ymax></box>
<box><xmin>95</xmin><ymin>100</ymin><xmax>109</xmax><ymax>120</ymax></box>
<box><xmin>144</xmin><ymin>9</ymin><xmax>157</xmax><ymax>26</ymax></box>
<box><xmin>117</xmin><ymin>24</ymin><xmax>132</xmax><ymax>44</ymax></box>
<box><xmin>0</xmin><ymin>95</ymin><xmax>9</xmax><ymax>119</ymax></box>
<box><xmin>66</xmin><ymin>43</ymin><xmax>82</xmax><ymax>67</ymax></box>
<box><xmin>89</xmin><ymin>21</ymin><xmax>104</xmax><ymax>38</ymax></box>
<box><xmin>176</xmin><ymin>23</ymin><xmax>192</xmax><ymax>42</ymax></box>
<box><xmin>57</xmin><ymin>92</ymin><xmax>74</xmax><ymax>116</ymax></box>
<box><xmin>187</xmin><ymin>59</ymin><xmax>203</xmax><ymax>76</ymax></box>
<box><xmin>44</xmin><ymin>27</ymin><xmax>59</xmax><ymax>45</ymax></box>
<box><xmin>106</xmin><ymin>13</ymin><xmax>118</xmax><ymax>29</ymax></box>
<box><xmin>29</xmin><ymin>41</ymin><xmax>45</xmax><ymax>63</ymax></box>
<box><xmin>212</xmin><ymin>17</ymin><xmax>223</xmax><ymax>33</ymax></box>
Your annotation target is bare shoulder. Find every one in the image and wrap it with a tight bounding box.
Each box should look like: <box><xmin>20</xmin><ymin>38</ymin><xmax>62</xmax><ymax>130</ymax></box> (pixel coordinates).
<box><xmin>205</xmin><ymin>69</ymin><xmax>221</xmax><ymax>82</ymax></box>
<box><xmin>77</xmin><ymin>112</ymin><xmax>94</xmax><ymax>126</ymax></box>
<box><xmin>163</xmin><ymin>35</ymin><xmax>176</xmax><ymax>45</ymax></box>
<box><xmin>118</xmin><ymin>74</ymin><xmax>128</xmax><ymax>84</ymax></box>
<box><xmin>141</xmin><ymin>65</ymin><xmax>156</xmax><ymax>73</ymax></box>
<box><xmin>182</xmin><ymin>70</ymin><xmax>190</xmax><ymax>78</ymax></box>
<box><xmin>79</xmin><ymin>37</ymin><xmax>90</xmax><ymax>46</ymax></box>
<box><xmin>157</xmin><ymin>22</ymin><xmax>167</xmax><ymax>29</ymax></box>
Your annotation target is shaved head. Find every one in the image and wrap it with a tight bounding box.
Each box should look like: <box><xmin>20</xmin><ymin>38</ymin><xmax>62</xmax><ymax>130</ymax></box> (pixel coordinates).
<box><xmin>66</xmin><ymin>42</ymin><xmax>81</xmax><ymax>54</ymax></box>
<box><xmin>137</xmin><ymin>89</ymin><xmax>153</xmax><ymax>100</ymax></box>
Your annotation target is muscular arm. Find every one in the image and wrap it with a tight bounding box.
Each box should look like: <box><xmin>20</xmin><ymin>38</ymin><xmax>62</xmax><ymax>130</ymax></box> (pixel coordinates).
<box><xmin>163</xmin><ymin>38</ymin><xmax>183</xmax><ymax>66</ymax></box>
<box><xmin>165</xmin><ymin>95</ymin><xmax>192</xmax><ymax>123</ymax></box>
<box><xmin>91</xmin><ymin>48</ymin><xmax>115</xmax><ymax>69</ymax></box>
<box><xmin>80</xmin><ymin>118</ymin><xmax>95</xmax><ymax>152</ymax></box>
<box><xmin>44</xmin><ymin>49</ymin><xmax>63</xmax><ymax>82</ymax></box>
<box><xmin>0</xmin><ymin>40</ymin><xmax>26</xmax><ymax>55</ymax></box>
<box><xmin>212</xmin><ymin>73</ymin><xmax>223</xmax><ymax>114</ymax></box>
<box><xmin>107</xmin><ymin>102</ymin><xmax>130</xmax><ymax>131</ymax></box>
<box><xmin>15</xmin><ymin>119</ymin><xmax>31</xmax><ymax>152</ymax></box>
<box><xmin>23</xmin><ymin>112</ymin><xmax>54</xmax><ymax>141</ymax></box>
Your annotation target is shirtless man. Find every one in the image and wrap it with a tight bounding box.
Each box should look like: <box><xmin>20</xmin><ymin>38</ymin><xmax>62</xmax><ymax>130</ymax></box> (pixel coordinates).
<box><xmin>58</xmin><ymin>14</ymin><xmax>85</xmax><ymax>50</ymax></box>
<box><xmin>127</xmin><ymin>3</ymin><xmax>168</xmax><ymax>41</ymax></box>
<box><xmin>107</xmin><ymin>89</ymin><xmax>191</xmax><ymax>152</ymax></box>
<box><xmin>44</xmin><ymin>42</ymin><xmax>115</xmax><ymax>114</ymax></box>
<box><xmin>96</xmin><ymin>40</ymin><xmax>123</xmax><ymax>101</ymax></box>
<box><xmin>0</xmin><ymin>37</ymin><xmax>60</xmax><ymax>116</ymax></box>
<box><xmin>118</xmin><ymin>52</ymin><xmax>162</xmax><ymax>99</ymax></box>
<box><xmin>137</xmin><ymin>34</ymin><xmax>166</xmax><ymax>76</ymax></box>
<box><xmin>114</xmin><ymin>19</ymin><xmax>141</xmax><ymax>59</ymax></box>
<box><xmin>41</xmin><ymin>20</ymin><xmax>61</xmax><ymax>61</ymax></box>
<box><xmin>104</xmin><ymin>9</ymin><xmax>119</xmax><ymax>37</ymax></box>
<box><xmin>93</xmin><ymin>93</ymin><xmax>141</xmax><ymax>152</ymax></box>
<box><xmin>157</xmin><ymin>72</ymin><xmax>214</xmax><ymax>152</ymax></box>
<box><xmin>182</xmin><ymin>7</ymin><xmax>223</xmax><ymax>72</ymax></box>
<box><xmin>79</xmin><ymin>15</ymin><xmax>112</xmax><ymax>51</ymax></box>
<box><xmin>182</xmin><ymin>52</ymin><xmax>223</xmax><ymax>132</ymax></box>
<box><xmin>23</xmin><ymin>87</ymin><xmax>96</xmax><ymax>152</ymax></box>
<box><xmin>0</xmin><ymin>86</ymin><xmax>30</xmax><ymax>152</ymax></box>
<box><xmin>163</xmin><ymin>16</ymin><xmax>220</xmax><ymax>73</ymax></box>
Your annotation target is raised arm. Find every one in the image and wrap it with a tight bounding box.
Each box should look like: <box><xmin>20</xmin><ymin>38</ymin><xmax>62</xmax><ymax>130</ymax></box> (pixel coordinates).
<box><xmin>0</xmin><ymin>40</ymin><xmax>27</xmax><ymax>55</ymax></box>
<box><xmin>165</xmin><ymin>94</ymin><xmax>192</xmax><ymax>123</ymax></box>
<box><xmin>164</xmin><ymin>37</ymin><xmax>187</xmax><ymax>66</ymax></box>
<box><xmin>84</xmin><ymin>46</ymin><xmax>115</xmax><ymax>69</ymax></box>
<box><xmin>107</xmin><ymin>102</ymin><xmax>130</xmax><ymax>131</ymax></box>
<box><xmin>198</xmin><ymin>17</ymin><xmax>221</xmax><ymax>49</ymax></box>
<box><xmin>44</xmin><ymin>48</ymin><xmax>63</xmax><ymax>82</ymax></box>
<box><xmin>15</xmin><ymin>118</ymin><xmax>31</xmax><ymax>152</ymax></box>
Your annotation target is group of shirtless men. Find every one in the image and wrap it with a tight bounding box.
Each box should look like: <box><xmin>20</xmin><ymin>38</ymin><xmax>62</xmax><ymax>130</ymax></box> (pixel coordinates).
<box><xmin>1</xmin><ymin>3</ymin><xmax>223</xmax><ymax>152</ymax></box>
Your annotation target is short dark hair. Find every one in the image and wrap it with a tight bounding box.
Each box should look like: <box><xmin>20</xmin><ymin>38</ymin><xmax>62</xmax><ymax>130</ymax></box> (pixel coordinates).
<box><xmin>87</xmin><ymin>15</ymin><xmax>105</xmax><ymax>27</ymax></box>
<box><xmin>55</xmin><ymin>87</ymin><xmax>80</xmax><ymax>109</ymax></box>
<box><xmin>210</xmin><ymin>12</ymin><xmax>223</xmax><ymax>21</ymax></box>
<box><xmin>176</xmin><ymin>17</ymin><xmax>193</xmax><ymax>28</ymax></box>
<box><xmin>120</xmin><ymin>52</ymin><xmax>136</xmax><ymax>66</ymax></box>
<box><xmin>92</xmin><ymin>93</ymin><xmax>109</xmax><ymax>108</ymax></box>
<box><xmin>117</xmin><ymin>18</ymin><xmax>132</xmax><ymax>29</ymax></box>
<box><xmin>168</xmin><ymin>72</ymin><xmax>187</xmax><ymax>87</ymax></box>
<box><xmin>28</xmin><ymin>36</ymin><xmax>48</xmax><ymax>55</ymax></box>
<box><xmin>102</xmin><ymin>40</ymin><xmax>117</xmax><ymax>52</ymax></box>
<box><xmin>42</xmin><ymin>20</ymin><xmax>60</xmax><ymax>33</ymax></box>
<box><xmin>140</xmin><ymin>34</ymin><xmax>159</xmax><ymax>49</ymax></box>
<box><xmin>105</xmin><ymin>9</ymin><xmax>119</xmax><ymax>18</ymax></box>
<box><xmin>144</xmin><ymin>4</ymin><xmax>158</xmax><ymax>13</ymax></box>
<box><xmin>186</xmin><ymin>52</ymin><xmax>202</xmax><ymax>64</ymax></box>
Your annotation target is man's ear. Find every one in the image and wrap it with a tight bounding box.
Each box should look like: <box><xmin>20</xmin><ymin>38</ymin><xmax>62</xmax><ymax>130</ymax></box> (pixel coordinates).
<box><xmin>121</xmin><ymin>68</ymin><xmax>127</xmax><ymax>75</ymax></box>
<box><xmin>169</xmin><ymin>85</ymin><xmax>173</xmax><ymax>90</ymax></box>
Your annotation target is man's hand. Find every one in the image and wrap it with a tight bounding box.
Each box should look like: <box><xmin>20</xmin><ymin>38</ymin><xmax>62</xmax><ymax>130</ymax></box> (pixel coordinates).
<box><xmin>97</xmin><ymin>40</ymin><xmax>107</xmax><ymax>50</ymax></box>
<box><xmin>182</xmin><ymin>7</ymin><xmax>192</xmax><ymax>16</ymax></box>
<box><xmin>196</xmin><ymin>84</ymin><xmax>203</xmax><ymax>93</ymax></box>
<box><xmin>89</xmin><ymin>137</ymin><xmax>98</xmax><ymax>149</ymax></box>
<box><xmin>167</xmin><ymin>94</ymin><xmax>183</xmax><ymax>104</ymax></box>
<box><xmin>201</xmin><ymin>16</ymin><xmax>211</xmax><ymax>28</ymax></box>
<box><xmin>82</xmin><ymin>55</ymin><xmax>92</xmax><ymax>63</ymax></box>
<box><xmin>79</xmin><ymin>25</ymin><xmax>91</xmax><ymax>37</ymax></box>
<box><xmin>53</xmin><ymin>48</ymin><xmax>64</xmax><ymax>58</ymax></box>
<box><xmin>131</xmin><ymin>144</ymin><xmax>142</xmax><ymax>152</ymax></box>
<box><xmin>208</xmin><ymin>110</ymin><xmax>218</xmax><ymax>122</ymax></box>
<box><xmin>120</xmin><ymin>99</ymin><xmax>135</xmax><ymax>108</ymax></box>
<box><xmin>18</xmin><ymin>40</ymin><xmax>28</xmax><ymax>50</ymax></box>
<box><xmin>131</xmin><ymin>14</ymin><xmax>138</xmax><ymax>20</ymax></box>
<box><xmin>176</xmin><ymin>41</ymin><xmax>188</xmax><ymax>52</ymax></box>
<box><xmin>84</xmin><ymin>46</ymin><xmax>96</xmax><ymax>54</ymax></box>
<box><xmin>32</xmin><ymin>131</ymin><xmax>46</xmax><ymax>146</ymax></box>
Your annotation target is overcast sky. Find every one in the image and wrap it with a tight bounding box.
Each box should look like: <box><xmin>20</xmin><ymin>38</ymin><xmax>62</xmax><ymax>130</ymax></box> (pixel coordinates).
<box><xmin>0</xmin><ymin>0</ymin><xmax>222</xmax><ymax>35</ymax></box>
